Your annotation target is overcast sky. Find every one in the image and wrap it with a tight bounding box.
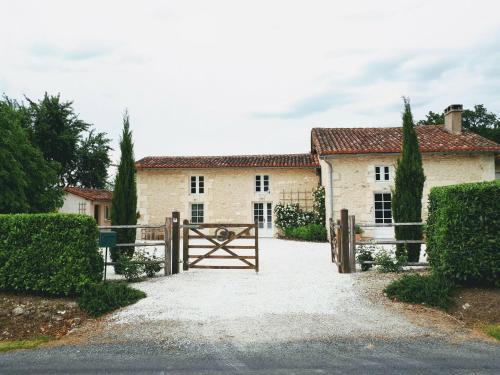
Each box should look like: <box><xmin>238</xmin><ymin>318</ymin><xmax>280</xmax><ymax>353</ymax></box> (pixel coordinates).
<box><xmin>2</xmin><ymin>0</ymin><xmax>500</xmax><ymax>162</ymax></box>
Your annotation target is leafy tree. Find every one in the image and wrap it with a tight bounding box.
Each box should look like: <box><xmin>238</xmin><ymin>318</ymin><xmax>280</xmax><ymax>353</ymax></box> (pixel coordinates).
<box><xmin>110</xmin><ymin>111</ymin><xmax>137</xmax><ymax>272</ymax></box>
<box><xmin>23</xmin><ymin>93</ymin><xmax>112</xmax><ymax>187</ymax></box>
<box><xmin>25</xmin><ymin>93</ymin><xmax>89</xmax><ymax>186</ymax></box>
<box><xmin>418</xmin><ymin>104</ymin><xmax>500</xmax><ymax>143</ymax></box>
<box><xmin>392</xmin><ymin>98</ymin><xmax>426</xmax><ymax>262</ymax></box>
<box><xmin>0</xmin><ymin>97</ymin><xmax>63</xmax><ymax>213</ymax></box>
<box><xmin>75</xmin><ymin>130</ymin><xmax>112</xmax><ymax>189</ymax></box>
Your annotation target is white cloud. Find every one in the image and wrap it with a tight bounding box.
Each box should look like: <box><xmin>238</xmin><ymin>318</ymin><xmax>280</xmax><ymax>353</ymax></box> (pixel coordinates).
<box><xmin>1</xmin><ymin>0</ymin><xmax>499</xmax><ymax>161</ymax></box>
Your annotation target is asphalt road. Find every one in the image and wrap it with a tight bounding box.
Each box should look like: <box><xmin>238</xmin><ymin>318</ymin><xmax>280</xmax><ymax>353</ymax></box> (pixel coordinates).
<box><xmin>1</xmin><ymin>337</ymin><xmax>499</xmax><ymax>374</ymax></box>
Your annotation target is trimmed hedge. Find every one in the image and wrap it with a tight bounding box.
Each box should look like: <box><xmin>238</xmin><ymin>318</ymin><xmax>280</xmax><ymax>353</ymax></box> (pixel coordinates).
<box><xmin>0</xmin><ymin>214</ymin><xmax>103</xmax><ymax>295</ymax></box>
<box><xmin>426</xmin><ymin>181</ymin><xmax>500</xmax><ymax>287</ymax></box>
<box><xmin>384</xmin><ymin>273</ymin><xmax>454</xmax><ymax>309</ymax></box>
<box><xmin>77</xmin><ymin>282</ymin><xmax>146</xmax><ymax>317</ymax></box>
<box><xmin>284</xmin><ymin>224</ymin><xmax>327</xmax><ymax>242</ymax></box>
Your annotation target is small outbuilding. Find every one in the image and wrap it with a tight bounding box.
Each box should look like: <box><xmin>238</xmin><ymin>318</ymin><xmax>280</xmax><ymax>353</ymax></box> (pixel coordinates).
<box><xmin>59</xmin><ymin>187</ymin><xmax>112</xmax><ymax>226</ymax></box>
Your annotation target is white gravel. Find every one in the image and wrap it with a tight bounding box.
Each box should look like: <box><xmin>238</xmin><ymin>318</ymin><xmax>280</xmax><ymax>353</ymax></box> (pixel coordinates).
<box><xmin>103</xmin><ymin>239</ymin><xmax>433</xmax><ymax>344</ymax></box>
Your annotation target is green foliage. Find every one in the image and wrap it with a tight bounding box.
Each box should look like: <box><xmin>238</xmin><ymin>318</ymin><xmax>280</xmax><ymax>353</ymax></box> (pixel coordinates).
<box><xmin>0</xmin><ymin>336</ymin><xmax>52</xmax><ymax>353</ymax></box>
<box><xmin>426</xmin><ymin>181</ymin><xmax>500</xmax><ymax>287</ymax></box>
<box><xmin>22</xmin><ymin>93</ymin><xmax>111</xmax><ymax>188</ymax></box>
<box><xmin>0</xmin><ymin>214</ymin><xmax>103</xmax><ymax>295</ymax></box>
<box><xmin>284</xmin><ymin>224</ymin><xmax>327</xmax><ymax>242</ymax></box>
<box><xmin>77</xmin><ymin>282</ymin><xmax>146</xmax><ymax>317</ymax></box>
<box><xmin>384</xmin><ymin>273</ymin><xmax>454</xmax><ymax>309</ymax></box>
<box><xmin>312</xmin><ymin>186</ymin><xmax>326</xmax><ymax>226</ymax></box>
<box><xmin>0</xmin><ymin>97</ymin><xmax>63</xmax><ymax>213</ymax></box>
<box><xmin>116</xmin><ymin>249</ymin><xmax>162</xmax><ymax>281</ymax></box>
<box><xmin>418</xmin><ymin>104</ymin><xmax>500</xmax><ymax>143</ymax></box>
<box><xmin>75</xmin><ymin>129</ymin><xmax>112</xmax><ymax>189</ymax></box>
<box><xmin>392</xmin><ymin>98</ymin><xmax>425</xmax><ymax>262</ymax></box>
<box><xmin>274</xmin><ymin>203</ymin><xmax>316</xmax><ymax>229</ymax></box>
<box><xmin>356</xmin><ymin>245</ymin><xmax>375</xmax><ymax>271</ymax></box>
<box><xmin>375</xmin><ymin>248</ymin><xmax>407</xmax><ymax>273</ymax></box>
<box><xmin>484</xmin><ymin>324</ymin><xmax>500</xmax><ymax>341</ymax></box>
<box><xmin>354</xmin><ymin>224</ymin><xmax>364</xmax><ymax>235</ymax></box>
<box><xmin>111</xmin><ymin>112</ymin><xmax>138</xmax><ymax>270</ymax></box>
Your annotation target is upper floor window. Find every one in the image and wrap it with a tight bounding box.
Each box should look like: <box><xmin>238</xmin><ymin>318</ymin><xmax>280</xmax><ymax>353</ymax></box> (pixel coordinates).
<box><xmin>190</xmin><ymin>176</ymin><xmax>204</xmax><ymax>194</ymax></box>
<box><xmin>375</xmin><ymin>166</ymin><xmax>390</xmax><ymax>182</ymax></box>
<box><xmin>255</xmin><ymin>174</ymin><xmax>270</xmax><ymax>193</ymax></box>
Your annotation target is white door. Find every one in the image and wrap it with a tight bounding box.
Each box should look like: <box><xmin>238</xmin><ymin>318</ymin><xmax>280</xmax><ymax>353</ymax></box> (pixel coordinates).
<box><xmin>373</xmin><ymin>193</ymin><xmax>394</xmax><ymax>239</ymax></box>
<box><xmin>254</xmin><ymin>202</ymin><xmax>273</xmax><ymax>237</ymax></box>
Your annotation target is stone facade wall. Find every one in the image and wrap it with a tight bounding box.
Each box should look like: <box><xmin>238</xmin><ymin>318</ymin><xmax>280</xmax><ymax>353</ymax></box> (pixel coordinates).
<box><xmin>136</xmin><ymin>167</ymin><xmax>320</xmax><ymax>234</ymax></box>
<box><xmin>321</xmin><ymin>153</ymin><xmax>496</xmax><ymax>237</ymax></box>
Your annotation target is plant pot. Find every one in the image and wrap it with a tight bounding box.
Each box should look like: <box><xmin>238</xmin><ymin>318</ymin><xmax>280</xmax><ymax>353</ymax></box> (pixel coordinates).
<box><xmin>355</xmin><ymin>234</ymin><xmax>362</xmax><ymax>242</ymax></box>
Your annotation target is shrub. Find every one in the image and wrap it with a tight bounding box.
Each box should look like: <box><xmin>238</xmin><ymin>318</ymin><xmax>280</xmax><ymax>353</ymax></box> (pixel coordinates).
<box><xmin>384</xmin><ymin>273</ymin><xmax>454</xmax><ymax>309</ymax></box>
<box><xmin>356</xmin><ymin>245</ymin><xmax>375</xmax><ymax>271</ymax></box>
<box><xmin>274</xmin><ymin>203</ymin><xmax>316</xmax><ymax>229</ymax></box>
<box><xmin>375</xmin><ymin>248</ymin><xmax>407</xmax><ymax>273</ymax></box>
<box><xmin>77</xmin><ymin>282</ymin><xmax>146</xmax><ymax>317</ymax></box>
<box><xmin>284</xmin><ymin>224</ymin><xmax>327</xmax><ymax>242</ymax></box>
<box><xmin>0</xmin><ymin>214</ymin><xmax>103</xmax><ymax>296</ymax></box>
<box><xmin>117</xmin><ymin>249</ymin><xmax>163</xmax><ymax>281</ymax></box>
<box><xmin>426</xmin><ymin>181</ymin><xmax>500</xmax><ymax>287</ymax></box>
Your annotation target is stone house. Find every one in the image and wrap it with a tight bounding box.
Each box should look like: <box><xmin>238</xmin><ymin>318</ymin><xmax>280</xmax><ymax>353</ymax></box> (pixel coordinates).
<box><xmin>59</xmin><ymin>187</ymin><xmax>112</xmax><ymax>226</ymax></box>
<box><xmin>136</xmin><ymin>105</ymin><xmax>500</xmax><ymax>238</ymax></box>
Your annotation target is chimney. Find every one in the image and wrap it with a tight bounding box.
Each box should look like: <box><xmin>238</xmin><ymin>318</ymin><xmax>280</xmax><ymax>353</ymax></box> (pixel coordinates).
<box><xmin>444</xmin><ymin>104</ymin><xmax>463</xmax><ymax>134</ymax></box>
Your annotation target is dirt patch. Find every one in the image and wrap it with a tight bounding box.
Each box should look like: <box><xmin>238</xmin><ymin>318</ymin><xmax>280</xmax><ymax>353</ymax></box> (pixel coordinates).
<box><xmin>448</xmin><ymin>288</ymin><xmax>500</xmax><ymax>327</ymax></box>
<box><xmin>0</xmin><ymin>292</ymin><xmax>89</xmax><ymax>341</ymax></box>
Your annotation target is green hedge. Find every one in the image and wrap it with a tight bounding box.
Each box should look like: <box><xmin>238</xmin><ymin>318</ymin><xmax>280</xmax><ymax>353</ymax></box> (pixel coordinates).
<box><xmin>284</xmin><ymin>224</ymin><xmax>327</xmax><ymax>242</ymax></box>
<box><xmin>426</xmin><ymin>181</ymin><xmax>500</xmax><ymax>287</ymax></box>
<box><xmin>0</xmin><ymin>214</ymin><xmax>103</xmax><ymax>295</ymax></box>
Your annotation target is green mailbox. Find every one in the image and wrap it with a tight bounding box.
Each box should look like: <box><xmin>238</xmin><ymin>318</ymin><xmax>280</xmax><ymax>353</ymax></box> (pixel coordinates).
<box><xmin>99</xmin><ymin>231</ymin><xmax>117</xmax><ymax>247</ymax></box>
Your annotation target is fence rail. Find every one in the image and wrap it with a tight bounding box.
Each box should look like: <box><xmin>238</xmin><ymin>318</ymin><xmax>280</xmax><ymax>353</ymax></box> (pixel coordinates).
<box><xmin>330</xmin><ymin>209</ymin><xmax>428</xmax><ymax>273</ymax></box>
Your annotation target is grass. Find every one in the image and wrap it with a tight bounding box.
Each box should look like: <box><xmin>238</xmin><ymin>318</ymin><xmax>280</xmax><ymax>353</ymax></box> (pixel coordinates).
<box><xmin>0</xmin><ymin>336</ymin><xmax>52</xmax><ymax>353</ymax></box>
<box><xmin>483</xmin><ymin>324</ymin><xmax>500</xmax><ymax>341</ymax></box>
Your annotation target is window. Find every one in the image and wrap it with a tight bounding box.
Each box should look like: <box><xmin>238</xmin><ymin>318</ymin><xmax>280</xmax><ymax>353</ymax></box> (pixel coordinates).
<box><xmin>255</xmin><ymin>175</ymin><xmax>270</xmax><ymax>193</ymax></box>
<box><xmin>190</xmin><ymin>176</ymin><xmax>204</xmax><ymax>194</ymax></box>
<box><xmin>375</xmin><ymin>166</ymin><xmax>390</xmax><ymax>181</ymax></box>
<box><xmin>105</xmin><ymin>205</ymin><xmax>111</xmax><ymax>220</ymax></box>
<box><xmin>374</xmin><ymin>193</ymin><xmax>392</xmax><ymax>223</ymax></box>
<box><xmin>191</xmin><ymin>203</ymin><xmax>204</xmax><ymax>223</ymax></box>
<box><xmin>78</xmin><ymin>202</ymin><xmax>86</xmax><ymax>214</ymax></box>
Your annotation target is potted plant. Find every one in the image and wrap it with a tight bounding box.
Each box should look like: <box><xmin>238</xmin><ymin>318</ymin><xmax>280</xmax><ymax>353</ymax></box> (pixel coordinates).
<box><xmin>355</xmin><ymin>224</ymin><xmax>363</xmax><ymax>241</ymax></box>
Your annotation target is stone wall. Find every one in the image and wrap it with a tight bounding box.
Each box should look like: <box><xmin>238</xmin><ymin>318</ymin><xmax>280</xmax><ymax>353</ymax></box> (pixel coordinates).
<box><xmin>136</xmin><ymin>167</ymin><xmax>320</xmax><ymax>234</ymax></box>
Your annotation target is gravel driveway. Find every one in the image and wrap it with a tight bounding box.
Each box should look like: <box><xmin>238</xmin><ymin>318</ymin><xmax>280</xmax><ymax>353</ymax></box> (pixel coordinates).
<box><xmin>101</xmin><ymin>238</ymin><xmax>432</xmax><ymax>345</ymax></box>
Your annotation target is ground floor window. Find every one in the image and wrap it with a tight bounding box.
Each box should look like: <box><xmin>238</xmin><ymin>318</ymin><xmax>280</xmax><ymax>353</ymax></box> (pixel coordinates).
<box><xmin>105</xmin><ymin>205</ymin><xmax>111</xmax><ymax>220</ymax></box>
<box><xmin>374</xmin><ymin>193</ymin><xmax>392</xmax><ymax>223</ymax></box>
<box><xmin>191</xmin><ymin>203</ymin><xmax>204</xmax><ymax>224</ymax></box>
<box><xmin>78</xmin><ymin>202</ymin><xmax>86</xmax><ymax>214</ymax></box>
<box><xmin>253</xmin><ymin>202</ymin><xmax>272</xmax><ymax>229</ymax></box>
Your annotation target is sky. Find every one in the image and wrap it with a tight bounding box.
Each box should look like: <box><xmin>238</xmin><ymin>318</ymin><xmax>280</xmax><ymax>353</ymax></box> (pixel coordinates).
<box><xmin>1</xmin><ymin>0</ymin><xmax>500</xmax><ymax>163</ymax></box>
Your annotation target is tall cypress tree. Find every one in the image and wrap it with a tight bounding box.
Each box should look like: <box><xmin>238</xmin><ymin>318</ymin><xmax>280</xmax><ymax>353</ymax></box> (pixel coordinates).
<box><xmin>110</xmin><ymin>111</ymin><xmax>137</xmax><ymax>270</ymax></box>
<box><xmin>393</xmin><ymin>98</ymin><xmax>426</xmax><ymax>262</ymax></box>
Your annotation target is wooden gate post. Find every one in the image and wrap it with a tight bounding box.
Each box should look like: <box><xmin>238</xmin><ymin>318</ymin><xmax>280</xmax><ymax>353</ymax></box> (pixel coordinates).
<box><xmin>254</xmin><ymin>220</ymin><xmax>259</xmax><ymax>273</ymax></box>
<box><xmin>182</xmin><ymin>219</ymin><xmax>189</xmax><ymax>271</ymax></box>
<box><xmin>172</xmin><ymin>211</ymin><xmax>180</xmax><ymax>274</ymax></box>
<box><xmin>349</xmin><ymin>214</ymin><xmax>356</xmax><ymax>273</ymax></box>
<box><xmin>164</xmin><ymin>217</ymin><xmax>172</xmax><ymax>276</ymax></box>
<box><xmin>340</xmin><ymin>208</ymin><xmax>351</xmax><ymax>273</ymax></box>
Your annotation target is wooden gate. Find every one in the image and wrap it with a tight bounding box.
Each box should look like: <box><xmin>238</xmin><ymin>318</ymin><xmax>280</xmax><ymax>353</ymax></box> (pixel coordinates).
<box><xmin>182</xmin><ymin>221</ymin><xmax>259</xmax><ymax>272</ymax></box>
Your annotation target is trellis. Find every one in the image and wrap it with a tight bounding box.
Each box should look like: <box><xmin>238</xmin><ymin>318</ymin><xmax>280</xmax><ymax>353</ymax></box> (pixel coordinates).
<box><xmin>279</xmin><ymin>189</ymin><xmax>314</xmax><ymax>211</ymax></box>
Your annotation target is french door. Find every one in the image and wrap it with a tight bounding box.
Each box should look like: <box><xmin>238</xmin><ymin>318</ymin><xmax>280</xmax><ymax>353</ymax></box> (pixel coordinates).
<box><xmin>253</xmin><ymin>202</ymin><xmax>273</xmax><ymax>237</ymax></box>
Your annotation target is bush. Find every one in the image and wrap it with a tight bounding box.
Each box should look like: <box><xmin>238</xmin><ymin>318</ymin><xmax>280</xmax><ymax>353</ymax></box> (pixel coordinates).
<box><xmin>0</xmin><ymin>214</ymin><xmax>103</xmax><ymax>296</ymax></box>
<box><xmin>77</xmin><ymin>282</ymin><xmax>146</xmax><ymax>317</ymax></box>
<box><xmin>375</xmin><ymin>248</ymin><xmax>407</xmax><ymax>273</ymax></box>
<box><xmin>274</xmin><ymin>203</ymin><xmax>317</xmax><ymax>229</ymax></box>
<box><xmin>356</xmin><ymin>245</ymin><xmax>375</xmax><ymax>271</ymax></box>
<box><xmin>284</xmin><ymin>224</ymin><xmax>327</xmax><ymax>242</ymax></box>
<box><xmin>117</xmin><ymin>249</ymin><xmax>163</xmax><ymax>281</ymax></box>
<box><xmin>426</xmin><ymin>181</ymin><xmax>500</xmax><ymax>287</ymax></box>
<box><xmin>384</xmin><ymin>273</ymin><xmax>454</xmax><ymax>309</ymax></box>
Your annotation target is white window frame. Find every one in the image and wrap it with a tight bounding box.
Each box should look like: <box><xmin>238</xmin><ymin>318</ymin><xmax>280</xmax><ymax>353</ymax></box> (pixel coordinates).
<box><xmin>374</xmin><ymin>192</ymin><xmax>392</xmax><ymax>224</ymax></box>
<box><xmin>255</xmin><ymin>174</ymin><xmax>270</xmax><ymax>193</ymax></box>
<box><xmin>190</xmin><ymin>203</ymin><xmax>204</xmax><ymax>224</ymax></box>
<box><xmin>375</xmin><ymin>165</ymin><xmax>391</xmax><ymax>182</ymax></box>
<box><xmin>190</xmin><ymin>176</ymin><xmax>205</xmax><ymax>194</ymax></box>
<box><xmin>78</xmin><ymin>202</ymin><xmax>87</xmax><ymax>214</ymax></box>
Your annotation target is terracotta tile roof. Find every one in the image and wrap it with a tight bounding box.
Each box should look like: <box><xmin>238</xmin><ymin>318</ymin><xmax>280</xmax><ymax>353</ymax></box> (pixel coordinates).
<box><xmin>64</xmin><ymin>187</ymin><xmax>112</xmax><ymax>202</ymax></box>
<box><xmin>136</xmin><ymin>153</ymin><xmax>319</xmax><ymax>169</ymax></box>
<box><xmin>311</xmin><ymin>125</ymin><xmax>500</xmax><ymax>155</ymax></box>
